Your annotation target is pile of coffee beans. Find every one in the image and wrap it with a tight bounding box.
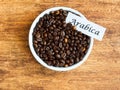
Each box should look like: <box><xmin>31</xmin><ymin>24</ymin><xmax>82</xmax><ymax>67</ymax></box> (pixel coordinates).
<box><xmin>33</xmin><ymin>9</ymin><xmax>90</xmax><ymax>67</ymax></box>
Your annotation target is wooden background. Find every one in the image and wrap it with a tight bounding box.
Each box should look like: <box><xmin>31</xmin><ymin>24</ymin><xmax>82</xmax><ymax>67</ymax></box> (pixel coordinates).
<box><xmin>0</xmin><ymin>0</ymin><xmax>120</xmax><ymax>90</ymax></box>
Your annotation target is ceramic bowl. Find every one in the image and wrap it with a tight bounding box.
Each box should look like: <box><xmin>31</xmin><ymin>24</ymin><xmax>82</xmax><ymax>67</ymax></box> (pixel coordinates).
<box><xmin>29</xmin><ymin>7</ymin><xmax>94</xmax><ymax>71</ymax></box>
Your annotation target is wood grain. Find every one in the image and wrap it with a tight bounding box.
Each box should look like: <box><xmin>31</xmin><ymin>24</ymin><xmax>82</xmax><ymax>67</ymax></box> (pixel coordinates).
<box><xmin>0</xmin><ymin>0</ymin><xmax>120</xmax><ymax>90</ymax></box>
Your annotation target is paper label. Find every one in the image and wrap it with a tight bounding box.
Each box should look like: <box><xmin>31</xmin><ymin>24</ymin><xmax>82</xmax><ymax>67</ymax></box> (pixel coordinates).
<box><xmin>66</xmin><ymin>12</ymin><xmax>106</xmax><ymax>41</ymax></box>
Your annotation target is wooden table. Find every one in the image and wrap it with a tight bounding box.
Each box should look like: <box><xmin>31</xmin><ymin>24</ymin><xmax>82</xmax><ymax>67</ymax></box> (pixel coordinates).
<box><xmin>0</xmin><ymin>0</ymin><xmax>120</xmax><ymax>90</ymax></box>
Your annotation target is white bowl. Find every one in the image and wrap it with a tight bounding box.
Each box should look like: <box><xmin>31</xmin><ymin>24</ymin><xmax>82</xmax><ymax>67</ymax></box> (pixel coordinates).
<box><xmin>29</xmin><ymin>7</ymin><xmax>94</xmax><ymax>71</ymax></box>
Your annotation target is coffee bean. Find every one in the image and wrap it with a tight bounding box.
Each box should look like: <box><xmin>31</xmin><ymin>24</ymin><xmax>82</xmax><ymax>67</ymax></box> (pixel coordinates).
<box><xmin>54</xmin><ymin>60</ymin><xmax>59</xmax><ymax>67</ymax></box>
<box><xmin>33</xmin><ymin>9</ymin><xmax>90</xmax><ymax>67</ymax></box>
<box><xmin>64</xmin><ymin>38</ymin><xmax>68</xmax><ymax>43</ymax></box>
<box><xmin>55</xmin><ymin>10</ymin><xmax>60</xmax><ymax>15</ymax></box>
<box><xmin>50</xmin><ymin>11</ymin><xmax>54</xmax><ymax>15</ymax></box>
<box><xmin>76</xmin><ymin>40</ymin><xmax>80</xmax><ymax>44</ymax></box>
<box><xmin>35</xmin><ymin>32</ymin><xmax>40</xmax><ymax>39</ymax></box>
<box><xmin>61</xmin><ymin>47</ymin><xmax>65</xmax><ymax>51</ymax></box>
<box><xmin>44</xmin><ymin>33</ymin><xmax>47</xmax><ymax>37</ymax></box>
<box><xmin>55</xmin><ymin>51</ymin><xmax>59</xmax><ymax>54</ymax></box>
<box><xmin>63</xmin><ymin>23</ymin><xmax>67</xmax><ymax>27</ymax></box>
<box><xmin>43</xmin><ymin>41</ymin><xmax>47</xmax><ymax>45</ymax></box>
<box><xmin>61</xmin><ymin>31</ymin><xmax>65</xmax><ymax>37</ymax></box>
<box><xmin>59</xmin><ymin>42</ymin><xmax>62</xmax><ymax>48</ymax></box>
<box><xmin>70</xmin><ymin>59</ymin><xmax>74</xmax><ymax>63</ymax></box>
<box><xmin>70</xmin><ymin>47</ymin><xmax>73</xmax><ymax>51</ymax></box>
<box><xmin>39</xmin><ymin>41</ymin><xmax>43</xmax><ymax>46</ymax></box>
<box><xmin>49</xmin><ymin>26</ymin><xmax>54</xmax><ymax>30</ymax></box>
<box><xmin>87</xmin><ymin>39</ymin><xmax>90</xmax><ymax>44</ymax></box>
<box><xmin>33</xmin><ymin>40</ymin><xmax>38</xmax><ymax>44</ymax></box>
<box><xmin>52</xmin><ymin>60</ymin><xmax>56</xmax><ymax>65</ymax></box>
<box><xmin>65</xmin><ymin>64</ymin><xmax>69</xmax><ymax>67</ymax></box>
<box><xmin>82</xmin><ymin>47</ymin><xmax>86</xmax><ymax>52</ymax></box>
<box><xmin>53</xmin><ymin>31</ymin><xmax>57</xmax><ymax>36</ymax></box>
<box><xmin>63</xmin><ymin>10</ymin><xmax>68</xmax><ymax>16</ymax></box>
<box><xmin>61</xmin><ymin>53</ymin><xmax>66</xmax><ymax>59</ymax></box>
<box><xmin>59</xmin><ymin>60</ymin><xmax>65</xmax><ymax>67</ymax></box>
<box><xmin>66</xmin><ymin>50</ymin><xmax>70</xmax><ymax>55</ymax></box>
<box><xmin>55</xmin><ymin>36</ymin><xmax>59</xmax><ymax>40</ymax></box>
<box><xmin>73</xmin><ymin>51</ymin><xmax>76</xmax><ymax>54</ymax></box>
<box><xmin>69</xmin><ymin>63</ymin><xmax>74</xmax><ymax>66</ymax></box>
<box><xmin>56</xmin><ymin>54</ymin><xmax>61</xmax><ymax>59</ymax></box>
<box><xmin>64</xmin><ymin>44</ymin><xmax>68</xmax><ymax>50</ymax></box>
<box><xmin>66</xmin><ymin>60</ymin><xmax>70</xmax><ymax>64</ymax></box>
<box><xmin>75</xmin><ymin>37</ymin><xmax>78</xmax><ymax>40</ymax></box>
<box><xmin>34</xmin><ymin>43</ymin><xmax>38</xmax><ymax>48</ymax></box>
<box><xmin>45</xmin><ymin>47</ymin><xmax>50</xmax><ymax>51</ymax></box>
<box><xmin>73</xmin><ymin>26</ymin><xmax>76</xmax><ymax>30</ymax></box>
<box><xmin>53</xmin><ymin>25</ymin><xmax>56</xmax><ymax>28</ymax></box>
<box><xmin>45</xmin><ymin>61</ymin><xmax>52</xmax><ymax>66</ymax></box>
<box><xmin>75</xmin><ymin>57</ymin><xmax>80</xmax><ymax>63</ymax></box>
<box><xmin>60</xmin><ymin>59</ymin><xmax>65</xmax><ymax>64</ymax></box>
<box><xmin>54</xmin><ymin>41</ymin><xmax>58</xmax><ymax>45</ymax></box>
<box><xmin>73</xmin><ymin>47</ymin><xmax>77</xmax><ymax>51</ymax></box>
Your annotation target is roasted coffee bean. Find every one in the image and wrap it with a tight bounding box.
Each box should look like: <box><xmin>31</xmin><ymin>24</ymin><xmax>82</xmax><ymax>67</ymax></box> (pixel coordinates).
<box><xmin>49</xmin><ymin>26</ymin><xmax>54</xmax><ymax>30</ymax></box>
<box><xmin>33</xmin><ymin>9</ymin><xmax>90</xmax><ymax>67</ymax></box>
<box><xmin>82</xmin><ymin>47</ymin><xmax>86</xmax><ymax>52</ymax></box>
<box><xmin>52</xmin><ymin>60</ymin><xmax>56</xmax><ymax>66</ymax></box>
<box><xmin>55</xmin><ymin>10</ymin><xmax>60</xmax><ymax>15</ymax></box>
<box><xmin>72</xmin><ymin>26</ymin><xmax>76</xmax><ymax>30</ymax></box>
<box><xmin>76</xmin><ymin>40</ymin><xmax>80</xmax><ymax>44</ymax></box>
<box><xmin>75</xmin><ymin>57</ymin><xmax>80</xmax><ymax>63</ymax></box>
<box><xmin>54</xmin><ymin>36</ymin><xmax>59</xmax><ymax>40</ymax></box>
<box><xmin>60</xmin><ymin>60</ymin><xmax>65</xmax><ymax>64</ymax></box>
<box><xmin>44</xmin><ymin>33</ymin><xmax>47</xmax><ymax>37</ymax></box>
<box><xmin>45</xmin><ymin>61</ymin><xmax>52</xmax><ymax>66</ymax></box>
<box><xmin>73</xmin><ymin>47</ymin><xmax>77</xmax><ymax>50</ymax></box>
<box><xmin>33</xmin><ymin>40</ymin><xmax>38</xmax><ymax>44</ymax></box>
<box><xmin>63</xmin><ymin>10</ymin><xmax>68</xmax><ymax>16</ymax></box>
<box><xmin>60</xmin><ymin>50</ymin><xmax>63</xmax><ymax>54</ymax></box>
<box><xmin>65</xmin><ymin>64</ymin><xmax>69</xmax><ymax>67</ymax></box>
<box><xmin>73</xmin><ymin>51</ymin><xmax>76</xmax><ymax>54</ymax></box>
<box><xmin>64</xmin><ymin>38</ymin><xmax>68</xmax><ymax>43</ymax></box>
<box><xmin>70</xmin><ymin>47</ymin><xmax>73</xmax><ymax>51</ymax></box>
<box><xmin>37</xmin><ymin>38</ymin><xmax>42</xmax><ymax>42</ymax></box>
<box><xmin>55</xmin><ymin>50</ymin><xmax>59</xmax><ymax>54</ymax></box>
<box><xmin>68</xmin><ymin>63</ymin><xmax>74</xmax><ymax>66</ymax></box>
<box><xmin>35</xmin><ymin>32</ymin><xmax>40</xmax><ymax>39</ymax></box>
<box><xmin>65</xmin><ymin>45</ymin><xmax>69</xmax><ymax>50</ymax></box>
<box><xmin>70</xmin><ymin>59</ymin><xmax>74</xmax><ymax>63</ymax></box>
<box><xmin>61</xmin><ymin>47</ymin><xmax>64</xmax><ymax>51</ymax></box>
<box><xmin>59</xmin><ymin>60</ymin><xmax>65</xmax><ymax>67</ymax></box>
<box><xmin>61</xmin><ymin>31</ymin><xmax>65</xmax><ymax>37</ymax></box>
<box><xmin>56</xmin><ymin>54</ymin><xmax>61</xmax><ymax>59</ymax></box>
<box><xmin>34</xmin><ymin>43</ymin><xmax>38</xmax><ymax>48</ymax></box>
<box><xmin>66</xmin><ymin>50</ymin><xmax>70</xmax><ymax>55</ymax></box>
<box><xmin>59</xmin><ymin>42</ymin><xmax>63</xmax><ymax>48</ymax></box>
<box><xmin>61</xmin><ymin>53</ymin><xmax>66</xmax><ymax>59</ymax></box>
<box><xmin>53</xmin><ymin>31</ymin><xmax>57</xmax><ymax>36</ymax></box>
<box><xmin>43</xmin><ymin>41</ymin><xmax>47</xmax><ymax>45</ymax></box>
<box><xmin>55</xmin><ymin>41</ymin><xmax>59</xmax><ymax>45</ymax></box>
<box><xmin>63</xmin><ymin>23</ymin><xmax>67</xmax><ymax>28</ymax></box>
<box><xmin>66</xmin><ymin>60</ymin><xmax>70</xmax><ymax>64</ymax></box>
<box><xmin>54</xmin><ymin>60</ymin><xmax>59</xmax><ymax>67</ymax></box>
<box><xmin>45</xmin><ymin>47</ymin><xmax>50</xmax><ymax>51</ymax></box>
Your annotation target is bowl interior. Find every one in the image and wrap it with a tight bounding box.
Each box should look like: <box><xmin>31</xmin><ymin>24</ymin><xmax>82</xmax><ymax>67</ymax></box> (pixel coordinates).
<box><xmin>29</xmin><ymin>7</ymin><xmax>94</xmax><ymax>71</ymax></box>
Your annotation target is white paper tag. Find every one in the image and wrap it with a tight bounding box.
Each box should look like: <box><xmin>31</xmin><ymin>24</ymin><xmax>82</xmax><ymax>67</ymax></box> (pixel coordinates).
<box><xmin>66</xmin><ymin>12</ymin><xmax>106</xmax><ymax>41</ymax></box>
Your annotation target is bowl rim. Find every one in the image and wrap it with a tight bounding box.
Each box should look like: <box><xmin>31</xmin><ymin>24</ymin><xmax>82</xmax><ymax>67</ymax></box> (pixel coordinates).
<box><xmin>29</xmin><ymin>6</ymin><xmax>94</xmax><ymax>71</ymax></box>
